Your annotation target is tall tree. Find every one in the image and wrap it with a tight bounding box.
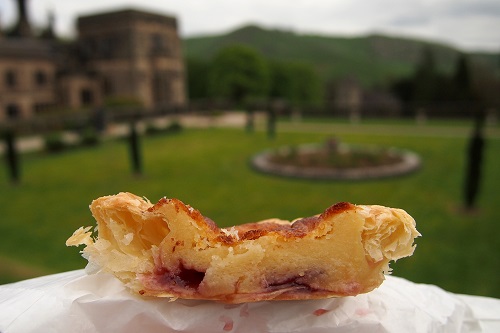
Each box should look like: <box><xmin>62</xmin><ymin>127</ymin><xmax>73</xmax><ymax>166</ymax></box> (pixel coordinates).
<box><xmin>208</xmin><ymin>44</ymin><xmax>270</xmax><ymax>105</ymax></box>
<box><xmin>452</xmin><ymin>54</ymin><xmax>474</xmax><ymax>102</ymax></box>
<box><xmin>288</xmin><ymin>62</ymin><xmax>323</xmax><ymax>107</ymax></box>
<box><xmin>412</xmin><ymin>46</ymin><xmax>438</xmax><ymax>104</ymax></box>
<box><xmin>186</xmin><ymin>57</ymin><xmax>210</xmax><ymax>100</ymax></box>
<box><xmin>268</xmin><ymin>60</ymin><xmax>295</xmax><ymax>101</ymax></box>
<box><xmin>268</xmin><ymin>60</ymin><xmax>322</xmax><ymax>107</ymax></box>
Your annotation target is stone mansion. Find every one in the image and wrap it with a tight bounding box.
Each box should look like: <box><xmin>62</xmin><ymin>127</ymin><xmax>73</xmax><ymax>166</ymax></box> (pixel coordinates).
<box><xmin>0</xmin><ymin>0</ymin><xmax>186</xmax><ymax>122</ymax></box>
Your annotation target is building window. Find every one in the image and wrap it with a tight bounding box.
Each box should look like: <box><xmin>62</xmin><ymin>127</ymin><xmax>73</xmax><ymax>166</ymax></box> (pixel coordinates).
<box><xmin>102</xmin><ymin>77</ymin><xmax>113</xmax><ymax>95</ymax></box>
<box><xmin>81</xmin><ymin>88</ymin><xmax>94</xmax><ymax>106</ymax></box>
<box><xmin>6</xmin><ymin>104</ymin><xmax>21</xmax><ymax>119</ymax></box>
<box><xmin>34</xmin><ymin>70</ymin><xmax>47</xmax><ymax>86</ymax></box>
<box><xmin>99</xmin><ymin>36</ymin><xmax>114</xmax><ymax>58</ymax></box>
<box><xmin>34</xmin><ymin>103</ymin><xmax>51</xmax><ymax>114</ymax></box>
<box><xmin>81</xmin><ymin>38</ymin><xmax>96</xmax><ymax>58</ymax></box>
<box><xmin>151</xmin><ymin>33</ymin><xmax>169</xmax><ymax>55</ymax></box>
<box><xmin>5</xmin><ymin>70</ymin><xmax>17</xmax><ymax>88</ymax></box>
<box><xmin>153</xmin><ymin>70</ymin><xmax>172</xmax><ymax>105</ymax></box>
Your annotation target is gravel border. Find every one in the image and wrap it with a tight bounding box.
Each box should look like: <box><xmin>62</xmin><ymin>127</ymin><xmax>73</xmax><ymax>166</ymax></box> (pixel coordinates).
<box><xmin>251</xmin><ymin>144</ymin><xmax>421</xmax><ymax>180</ymax></box>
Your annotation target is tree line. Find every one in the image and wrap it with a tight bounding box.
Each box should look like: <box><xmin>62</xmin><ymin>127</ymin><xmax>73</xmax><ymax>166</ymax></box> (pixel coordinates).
<box><xmin>186</xmin><ymin>44</ymin><xmax>500</xmax><ymax>117</ymax></box>
<box><xmin>391</xmin><ymin>47</ymin><xmax>500</xmax><ymax>118</ymax></box>
<box><xmin>186</xmin><ymin>44</ymin><xmax>322</xmax><ymax>109</ymax></box>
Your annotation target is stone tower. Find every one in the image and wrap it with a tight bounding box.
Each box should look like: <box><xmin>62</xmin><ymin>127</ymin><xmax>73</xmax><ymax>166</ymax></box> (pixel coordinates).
<box><xmin>77</xmin><ymin>9</ymin><xmax>186</xmax><ymax>108</ymax></box>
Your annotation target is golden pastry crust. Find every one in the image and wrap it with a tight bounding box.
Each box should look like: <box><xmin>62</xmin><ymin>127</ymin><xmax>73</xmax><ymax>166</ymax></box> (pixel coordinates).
<box><xmin>67</xmin><ymin>192</ymin><xmax>420</xmax><ymax>303</ymax></box>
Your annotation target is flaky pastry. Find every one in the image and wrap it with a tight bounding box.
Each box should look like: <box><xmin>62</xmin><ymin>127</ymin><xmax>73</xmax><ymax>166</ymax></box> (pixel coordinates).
<box><xmin>67</xmin><ymin>192</ymin><xmax>420</xmax><ymax>303</ymax></box>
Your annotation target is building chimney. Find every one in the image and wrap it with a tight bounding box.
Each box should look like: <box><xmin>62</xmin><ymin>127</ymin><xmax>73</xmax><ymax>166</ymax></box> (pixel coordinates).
<box><xmin>41</xmin><ymin>10</ymin><xmax>56</xmax><ymax>39</ymax></box>
<box><xmin>11</xmin><ymin>0</ymin><xmax>33</xmax><ymax>37</ymax></box>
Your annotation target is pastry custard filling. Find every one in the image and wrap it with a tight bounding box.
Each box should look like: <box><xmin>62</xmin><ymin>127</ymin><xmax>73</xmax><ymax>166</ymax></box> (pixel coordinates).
<box><xmin>67</xmin><ymin>192</ymin><xmax>420</xmax><ymax>303</ymax></box>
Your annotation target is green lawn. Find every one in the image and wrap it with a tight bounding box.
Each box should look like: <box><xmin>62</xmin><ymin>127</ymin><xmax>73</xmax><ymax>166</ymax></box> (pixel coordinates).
<box><xmin>1</xmin><ymin>121</ymin><xmax>499</xmax><ymax>299</ymax></box>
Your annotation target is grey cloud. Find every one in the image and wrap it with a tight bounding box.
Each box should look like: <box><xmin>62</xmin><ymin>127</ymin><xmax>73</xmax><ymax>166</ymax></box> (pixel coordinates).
<box><xmin>389</xmin><ymin>13</ymin><xmax>432</xmax><ymax>27</ymax></box>
<box><xmin>441</xmin><ymin>1</ymin><xmax>500</xmax><ymax>18</ymax></box>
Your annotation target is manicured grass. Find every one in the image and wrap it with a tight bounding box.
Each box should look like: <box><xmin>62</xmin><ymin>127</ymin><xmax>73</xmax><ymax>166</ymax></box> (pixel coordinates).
<box><xmin>1</xmin><ymin>123</ymin><xmax>499</xmax><ymax>298</ymax></box>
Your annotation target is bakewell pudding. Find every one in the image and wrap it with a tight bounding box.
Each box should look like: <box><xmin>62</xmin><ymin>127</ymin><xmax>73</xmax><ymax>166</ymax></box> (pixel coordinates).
<box><xmin>67</xmin><ymin>192</ymin><xmax>420</xmax><ymax>303</ymax></box>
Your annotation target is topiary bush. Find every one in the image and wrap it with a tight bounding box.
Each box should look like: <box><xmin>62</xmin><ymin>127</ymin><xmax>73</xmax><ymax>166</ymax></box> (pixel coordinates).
<box><xmin>80</xmin><ymin>127</ymin><xmax>100</xmax><ymax>146</ymax></box>
<box><xmin>44</xmin><ymin>132</ymin><xmax>67</xmax><ymax>153</ymax></box>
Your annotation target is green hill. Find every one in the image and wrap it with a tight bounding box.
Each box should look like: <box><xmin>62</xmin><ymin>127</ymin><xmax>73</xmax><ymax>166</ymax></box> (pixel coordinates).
<box><xmin>183</xmin><ymin>25</ymin><xmax>499</xmax><ymax>87</ymax></box>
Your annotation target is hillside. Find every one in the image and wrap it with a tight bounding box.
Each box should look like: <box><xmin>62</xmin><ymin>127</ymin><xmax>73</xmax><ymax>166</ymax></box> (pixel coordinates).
<box><xmin>183</xmin><ymin>25</ymin><xmax>499</xmax><ymax>87</ymax></box>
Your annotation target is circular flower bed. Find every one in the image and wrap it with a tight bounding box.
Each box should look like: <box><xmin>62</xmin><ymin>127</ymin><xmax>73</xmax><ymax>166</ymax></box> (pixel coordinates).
<box><xmin>252</xmin><ymin>139</ymin><xmax>421</xmax><ymax>180</ymax></box>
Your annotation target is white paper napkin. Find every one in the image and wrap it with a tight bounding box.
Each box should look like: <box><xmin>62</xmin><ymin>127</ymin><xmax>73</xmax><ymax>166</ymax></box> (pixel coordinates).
<box><xmin>1</xmin><ymin>270</ymin><xmax>499</xmax><ymax>333</ymax></box>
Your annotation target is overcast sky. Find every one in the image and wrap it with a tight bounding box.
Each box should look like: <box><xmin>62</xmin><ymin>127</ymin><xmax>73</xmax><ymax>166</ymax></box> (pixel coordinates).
<box><xmin>1</xmin><ymin>0</ymin><xmax>499</xmax><ymax>52</ymax></box>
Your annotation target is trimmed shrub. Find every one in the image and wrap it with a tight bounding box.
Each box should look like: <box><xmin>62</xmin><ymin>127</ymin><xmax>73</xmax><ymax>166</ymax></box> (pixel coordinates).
<box><xmin>44</xmin><ymin>132</ymin><xmax>67</xmax><ymax>153</ymax></box>
<box><xmin>80</xmin><ymin>127</ymin><xmax>100</xmax><ymax>146</ymax></box>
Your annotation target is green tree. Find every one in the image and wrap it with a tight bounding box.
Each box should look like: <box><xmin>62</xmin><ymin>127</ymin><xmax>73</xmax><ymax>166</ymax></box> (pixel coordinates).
<box><xmin>452</xmin><ymin>54</ymin><xmax>474</xmax><ymax>102</ymax></box>
<box><xmin>208</xmin><ymin>44</ymin><xmax>270</xmax><ymax>105</ymax></box>
<box><xmin>289</xmin><ymin>62</ymin><xmax>323</xmax><ymax>107</ymax></box>
<box><xmin>412</xmin><ymin>46</ymin><xmax>438</xmax><ymax>104</ymax></box>
<box><xmin>268</xmin><ymin>60</ymin><xmax>295</xmax><ymax>101</ymax></box>
<box><xmin>186</xmin><ymin>57</ymin><xmax>210</xmax><ymax>100</ymax></box>
<box><xmin>268</xmin><ymin>60</ymin><xmax>322</xmax><ymax>107</ymax></box>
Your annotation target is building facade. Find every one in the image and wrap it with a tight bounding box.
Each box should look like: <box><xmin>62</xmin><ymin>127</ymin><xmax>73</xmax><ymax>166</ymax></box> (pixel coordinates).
<box><xmin>0</xmin><ymin>39</ymin><xmax>57</xmax><ymax>120</ymax></box>
<box><xmin>0</xmin><ymin>0</ymin><xmax>186</xmax><ymax>122</ymax></box>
